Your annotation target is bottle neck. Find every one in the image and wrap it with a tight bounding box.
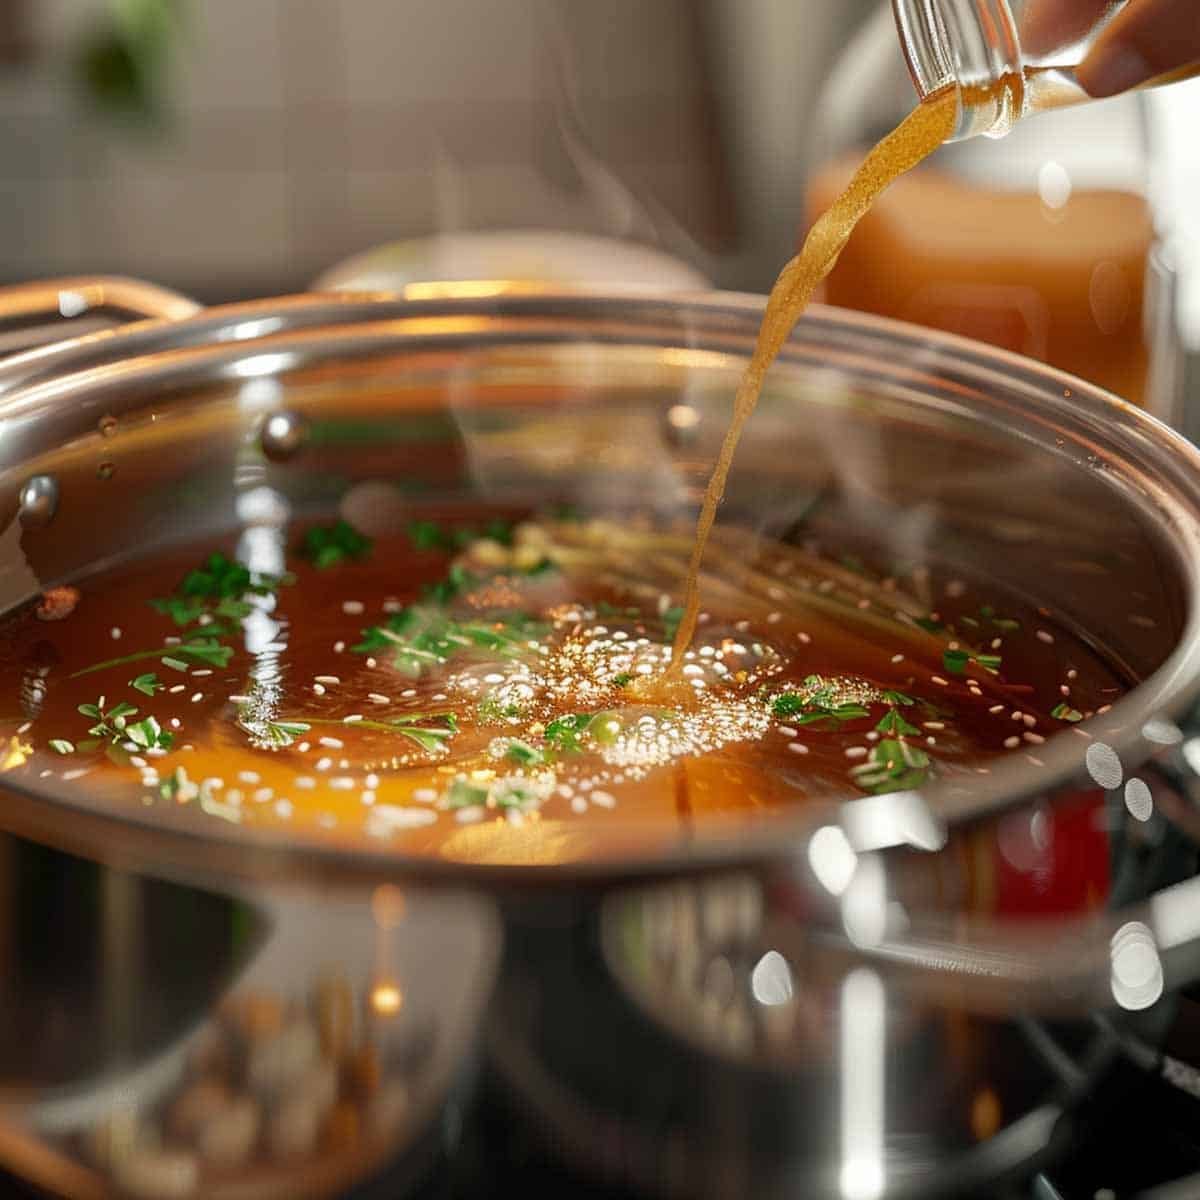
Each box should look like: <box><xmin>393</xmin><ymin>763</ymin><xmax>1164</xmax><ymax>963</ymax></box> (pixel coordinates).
<box><xmin>891</xmin><ymin>0</ymin><xmax>1025</xmax><ymax>139</ymax></box>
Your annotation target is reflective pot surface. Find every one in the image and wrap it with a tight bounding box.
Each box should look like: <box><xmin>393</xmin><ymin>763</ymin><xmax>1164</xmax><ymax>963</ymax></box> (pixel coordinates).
<box><xmin>0</xmin><ymin>283</ymin><xmax>1199</xmax><ymax>1198</ymax></box>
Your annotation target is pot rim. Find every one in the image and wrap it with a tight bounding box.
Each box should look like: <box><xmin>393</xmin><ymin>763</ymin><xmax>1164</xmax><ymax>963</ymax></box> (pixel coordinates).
<box><xmin>1</xmin><ymin>283</ymin><xmax>1199</xmax><ymax>893</ymax></box>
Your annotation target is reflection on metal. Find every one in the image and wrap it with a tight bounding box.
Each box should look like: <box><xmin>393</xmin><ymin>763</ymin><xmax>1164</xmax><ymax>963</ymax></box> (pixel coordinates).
<box><xmin>17</xmin><ymin>473</ymin><xmax>59</xmax><ymax>528</ymax></box>
<box><xmin>840</xmin><ymin>789</ymin><xmax>946</xmax><ymax>853</ymax></box>
<box><xmin>1142</xmin><ymin>717</ymin><xmax>1182</xmax><ymax>746</ymax></box>
<box><xmin>1085</xmin><ymin>742</ymin><xmax>1124</xmax><ymax>790</ymax></box>
<box><xmin>842</xmin><ymin>854</ymin><xmax>888</xmax><ymax>948</ymax></box>
<box><xmin>750</xmin><ymin>950</ymin><xmax>794</xmax><ymax>1007</ymax></box>
<box><xmin>370</xmin><ymin>981</ymin><xmax>404</xmax><ymax>1016</ymax></box>
<box><xmin>1124</xmin><ymin>777</ymin><xmax>1154</xmax><ymax>822</ymax></box>
<box><xmin>808</xmin><ymin>824</ymin><xmax>858</xmax><ymax>895</ymax></box>
<box><xmin>233</xmin><ymin>353</ymin><xmax>297</xmax><ymax>381</ymax></box>
<box><xmin>1181</xmin><ymin>737</ymin><xmax>1200</xmax><ymax>778</ymax></box>
<box><xmin>1110</xmin><ymin>921</ymin><xmax>1164</xmax><ymax>1011</ymax></box>
<box><xmin>259</xmin><ymin>410</ymin><xmax>308</xmax><ymax>462</ymax></box>
<box><xmin>840</xmin><ymin>968</ymin><xmax>885</xmax><ymax>1200</ymax></box>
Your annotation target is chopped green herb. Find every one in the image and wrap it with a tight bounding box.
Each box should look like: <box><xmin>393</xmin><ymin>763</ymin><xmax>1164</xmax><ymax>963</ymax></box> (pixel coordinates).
<box><xmin>1051</xmin><ymin>702</ymin><xmax>1084</xmax><ymax>723</ymax></box>
<box><xmin>297</xmin><ymin>519</ymin><xmax>373</xmax><ymax>569</ymax></box>
<box><xmin>992</xmin><ymin>618</ymin><xmax>1021</xmax><ymax>632</ymax></box>
<box><xmin>409</xmin><ymin>518</ymin><xmax>514</xmax><ymax>552</ymax></box>
<box><xmin>882</xmin><ymin>690</ymin><xmax>915</xmax><ymax>707</ymax></box>
<box><xmin>875</xmin><ymin>708</ymin><xmax>920</xmax><ymax>737</ymax></box>
<box><xmin>975</xmin><ymin>653</ymin><xmax>1003</xmax><ymax>675</ymax></box>
<box><xmin>354</xmin><ymin>605</ymin><xmax>543</xmax><ymax>677</ymax></box>
<box><xmin>478</xmin><ymin>695</ymin><xmax>525</xmax><ymax>722</ymax></box>
<box><xmin>130</xmin><ymin>672</ymin><xmax>161</xmax><ymax>696</ymax></box>
<box><xmin>850</xmin><ymin>738</ymin><xmax>931</xmax><ymax>795</ymax></box>
<box><xmin>161</xmin><ymin>656</ymin><xmax>189</xmax><ymax>673</ymax></box>
<box><xmin>915</xmin><ymin>616</ymin><xmax>944</xmax><ymax>633</ymax></box>
<box><xmin>771</xmin><ymin>685</ymin><xmax>869</xmax><ymax>725</ymax></box>
<box><xmin>124</xmin><ymin>716</ymin><xmax>174</xmax><ymax>751</ymax></box>
<box><xmin>503</xmin><ymin>739</ymin><xmax>545</xmax><ymax>767</ymax></box>
<box><xmin>180</xmin><ymin>552</ymin><xmax>281</xmax><ymax>601</ymax></box>
<box><xmin>446</xmin><ymin>778</ymin><xmax>489</xmax><ymax>809</ymax></box>
<box><xmin>596</xmin><ymin>601</ymin><xmax>641</xmax><ymax>618</ymax></box>
<box><xmin>612</xmin><ymin>672</ymin><xmax>633</xmax><ymax>688</ymax></box>
<box><xmin>70</xmin><ymin>637</ymin><xmax>234</xmax><ymax>680</ymax></box>
<box><xmin>238</xmin><ymin>716</ymin><xmax>311</xmax><ymax>749</ymax></box>
<box><xmin>48</xmin><ymin>739</ymin><xmax>74</xmax><ymax>755</ymax></box>
<box><xmin>942</xmin><ymin>648</ymin><xmax>970</xmax><ymax>674</ymax></box>
<box><xmin>545</xmin><ymin>713</ymin><xmax>593</xmax><ymax>754</ymax></box>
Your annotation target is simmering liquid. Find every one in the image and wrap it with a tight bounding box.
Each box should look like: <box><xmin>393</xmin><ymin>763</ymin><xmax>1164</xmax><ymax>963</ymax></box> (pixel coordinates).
<box><xmin>0</xmin><ymin>514</ymin><xmax>1126</xmax><ymax>864</ymax></box>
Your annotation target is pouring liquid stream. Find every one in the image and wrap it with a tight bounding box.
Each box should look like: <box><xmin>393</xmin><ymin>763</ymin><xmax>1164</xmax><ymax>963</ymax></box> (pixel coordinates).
<box><xmin>640</xmin><ymin>85</ymin><xmax>964</xmax><ymax>701</ymax></box>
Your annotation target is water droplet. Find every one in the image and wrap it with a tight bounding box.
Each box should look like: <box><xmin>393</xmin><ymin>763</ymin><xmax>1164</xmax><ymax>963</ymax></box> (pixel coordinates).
<box><xmin>98</xmin><ymin>415</ymin><xmax>117</xmax><ymax>438</ymax></box>
<box><xmin>97</xmin><ymin>461</ymin><xmax>115</xmax><ymax>480</ymax></box>
<box><xmin>260</xmin><ymin>411</ymin><xmax>307</xmax><ymax>462</ymax></box>
<box><xmin>17</xmin><ymin>475</ymin><xmax>59</xmax><ymax>527</ymax></box>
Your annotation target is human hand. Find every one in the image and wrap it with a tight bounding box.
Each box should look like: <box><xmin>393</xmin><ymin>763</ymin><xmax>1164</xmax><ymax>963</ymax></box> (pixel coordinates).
<box><xmin>1021</xmin><ymin>0</ymin><xmax>1200</xmax><ymax>97</ymax></box>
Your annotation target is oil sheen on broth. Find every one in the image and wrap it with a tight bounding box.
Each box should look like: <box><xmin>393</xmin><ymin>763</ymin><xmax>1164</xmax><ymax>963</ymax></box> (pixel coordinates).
<box><xmin>0</xmin><ymin>85</ymin><xmax>1125</xmax><ymax>864</ymax></box>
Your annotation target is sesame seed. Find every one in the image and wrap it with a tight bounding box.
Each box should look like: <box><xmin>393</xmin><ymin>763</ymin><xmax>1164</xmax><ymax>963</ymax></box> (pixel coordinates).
<box><xmin>343</xmin><ymin>714</ymin><xmax>364</xmax><ymax>724</ymax></box>
<box><xmin>297</xmin><ymin>741</ymin><xmax>310</xmax><ymax>753</ymax></box>
<box><xmin>1067</xmin><ymin>669</ymin><xmax>1078</xmax><ymax>680</ymax></box>
<box><xmin>925</xmin><ymin>736</ymin><xmax>937</xmax><ymax>746</ymax></box>
<box><xmin>383</xmin><ymin>597</ymin><xmax>402</xmax><ymax>613</ymax></box>
<box><xmin>295</xmin><ymin>777</ymin><xmax>316</xmax><ymax>789</ymax></box>
<box><xmin>456</xmin><ymin>805</ymin><xmax>486</xmax><ymax>824</ymax></box>
<box><xmin>367</xmin><ymin>657</ymin><xmax>378</xmax><ymax>669</ymax></box>
<box><xmin>111</xmin><ymin>627</ymin><xmax>122</xmax><ymax>640</ymax></box>
<box><xmin>253</xmin><ymin>788</ymin><xmax>274</xmax><ymax>803</ymax></box>
<box><xmin>361</xmin><ymin>791</ymin><xmax>376</xmax><ymax>806</ymax></box>
<box><xmin>767</xmin><ymin>612</ymin><xmax>782</xmax><ymax>624</ymax></box>
<box><xmin>1004</xmin><ymin>736</ymin><xmax>1020</xmax><ymax>749</ymax></box>
<box><xmin>991</xmin><ymin>638</ymin><xmax>1002</xmax><ymax>649</ymax></box>
<box><xmin>229</xmin><ymin>695</ymin><xmax>251</xmax><ymax>703</ymax></box>
<box><xmin>891</xmin><ymin>654</ymin><xmax>904</xmax><ymax>664</ymax></box>
<box><xmin>313</xmin><ymin>683</ymin><xmax>326</xmax><ymax>696</ymax></box>
<box><xmin>315</xmin><ymin>675</ymin><xmax>340</xmax><ymax>685</ymax></box>
<box><xmin>318</xmin><ymin>736</ymin><xmax>344</xmax><ymax>750</ymax></box>
<box><xmin>798</xmin><ymin>632</ymin><xmax>811</xmax><ymax>644</ymax></box>
<box><xmin>778</xmin><ymin>725</ymin><xmax>798</xmax><ymax>738</ymax></box>
<box><xmin>342</xmin><ymin>601</ymin><xmax>365</xmax><ymax>615</ymax></box>
<box><xmin>788</xmin><ymin>742</ymin><xmax>808</xmax><ymax>755</ymax></box>
<box><xmin>845</xmin><ymin>746</ymin><xmax>868</xmax><ymax>759</ymax></box>
<box><xmin>1022</xmin><ymin>714</ymin><xmax>1037</xmax><ymax>728</ymax></box>
<box><xmin>1060</xmin><ymin>685</ymin><xmax>1071</xmax><ymax>696</ymax></box>
<box><xmin>365</xmin><ymin>773</ymin><xmax>380</xmax><ymax>789</ymax></box>
<box><xmin>591</xmin><ymin>790</ymin><xmax>616</xmax><ymax>809</ymax></box>
<box><xmin>570</xmin><ymin>797</ymin><xmax>588</xmax><ymax>814</ymax></box>
<box><xmin>169</xmin><ymin>685</ymin><xmax>186</xmax><ymax>694</ymax></box>
<box><xmin>329</xmin><ymin>777</ymin><xmax>355</xmax><ymax>790</ymax></box>
<box><xmin>989</xmin><ymin>705</ymin><xmax>1004</xmax><ymax>714</ymax></box>
<box><xmin>315</xmin><ymin>757</ymin><xmax>333</xmax><ymax>771</ymax></box>
<box><xmin>238</xmin><ymin>770</ymin><xmax>260</xmax><ymax>784</ymax></box>
<box><xmin>931</xmin><ymin>676</ymin><xmax>948</xmax><ymax>686</ymax></box>
<box><xmin>275</xmin><ymin>799</ymin><xmax>293</xmax><ymax>817</ymax></box>
<box><xmin>413</xmin><ymin>788</ymin><xmax>438</xmax><ymax>804</ymax></box>
<box><xmin>1036</xmin><ymin>630</ymin><xmax>1055</xmax><ymax>644</ymax></box>
<box><xmin>368</xmin><ymin>693</ymin><xmax>390</xmax><ymax>705</ymax></box>
<box><xmin>401</xmin><ymin>689</ymin><xmax>417</xmax><ymax>698</ymax></box>
<box><xmin>129</xmin><ymin>756</ymin><xmax>147</xmax><ymax>769</ymax></box>
<box><xmin>1011</xmin><ymin>711</ymin><xmax>1023</xmax><ymax>721</ymax></box>
<box><xmin>169</xmin><ymin>718</ymin><xmax>181</xmax><ymax>729</ymax></box>
<box><xmin>923</xmin><ymin>721</ymin><xmax>945</xmax><ymax>730</ymax></box>
<box><xmin>333</xmin><ymin>641</ymin><xmax>346</xmax><ymax>654</ymax></box>
<box><xmin>1023</xmin><ymin>732</ymin><xmax>1045</xmax><ymax>744</ymax></box>
<box><xmin>190</xmin><ymin>692</ymin><xmax>203</xmax><ymax>703</ymax></box>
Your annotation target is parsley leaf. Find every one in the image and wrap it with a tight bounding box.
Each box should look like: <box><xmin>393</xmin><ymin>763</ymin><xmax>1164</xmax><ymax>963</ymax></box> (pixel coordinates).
<box><xmin>942</xmin><ymin>648</ymin><xmax>970</xmax><ymax>674</ymax></box>
<box><xmin>297</xmin><ymin>520</ymin><xmax>373</xmax><ymax>569</ymax></box>
<box><xmin>1051</xmin><ymin>702</ymin><xmax>1083</xmax><ymax>723</ymax></box>
<box><xmin>130</xmin><ymin>672</ymin><xmax>161</xmax><ymax>696</ymax></box>
<box><xmin>875</xmin><ymin>708</ymin><xmax>920</xmax><ymax>737</ymax></box>
<box><xmin>850</xmin><ymin>738</ymin><xmax>931</xmax><ymax>795</ymax></box>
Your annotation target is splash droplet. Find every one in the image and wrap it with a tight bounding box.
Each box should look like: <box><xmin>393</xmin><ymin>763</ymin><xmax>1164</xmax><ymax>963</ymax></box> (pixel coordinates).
<box><xmin>97</xmin><ymin>461</ymin><xmax>115</xmax><ymax>481</ymax></box>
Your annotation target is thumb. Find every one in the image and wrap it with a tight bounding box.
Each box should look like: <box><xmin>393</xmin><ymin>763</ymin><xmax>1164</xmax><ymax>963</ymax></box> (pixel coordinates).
<box><xmin>1078</xmin><ymin>0</ymin><xmax>1200</xmax><ymax>98</ymax></box>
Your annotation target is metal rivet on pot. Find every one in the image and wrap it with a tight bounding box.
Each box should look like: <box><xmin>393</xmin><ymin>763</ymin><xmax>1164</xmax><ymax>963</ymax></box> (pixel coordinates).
<box><xmin>98</xmin><ymin>414</ymin><xmax>118</xmax><ymax>438</ymax></box>
<box><xmin>97</xmin><ymin>461</ymin><xmax>116</xmax><ymax>480</ymax></box>
<box><xmin>664</xmin><ymin>403</ymin><xmax>701</xmax><ymax>447</ymax></box>
<box><xmin>260</xmin><ymin>411</ymin><xmax>307</xmax><ymax>462</ymax></box>
<box><xmin>18</xmin><ymin>474</ymin><xmax>59</xmax><ymax>527</ymax></box>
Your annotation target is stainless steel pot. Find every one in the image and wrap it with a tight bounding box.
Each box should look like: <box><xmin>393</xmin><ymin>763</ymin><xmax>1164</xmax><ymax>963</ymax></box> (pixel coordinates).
<box><xmin>1</xmin><ymin>276</ymin><xmax>1200</xmax><ymax>1198</ymax></box>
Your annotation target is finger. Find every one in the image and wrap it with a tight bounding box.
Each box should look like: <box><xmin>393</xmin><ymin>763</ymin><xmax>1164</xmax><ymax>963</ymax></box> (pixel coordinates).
<box><xmin>1078</xmin><ymin>0</ymin><xmax>1200</xmax><ymax>96</ymax></box>
<box><xmin>1020</xmin><ymin>0</ymin><xmax>1112</xmax><ymax>54</ymax></box>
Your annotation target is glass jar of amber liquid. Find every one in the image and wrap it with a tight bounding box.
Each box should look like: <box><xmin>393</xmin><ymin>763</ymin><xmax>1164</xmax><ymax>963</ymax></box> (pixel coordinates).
<box><xmin>806</xmin><ymin>1</ymin><xmax>1186</xmax><ymax>410</ymax></box>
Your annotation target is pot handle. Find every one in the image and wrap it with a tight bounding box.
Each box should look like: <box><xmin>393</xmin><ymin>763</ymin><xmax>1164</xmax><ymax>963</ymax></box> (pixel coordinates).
<box><xmin>0</xmin><ymin>276</ymin><xmax>201</xmax><ymax>360</ymax></box>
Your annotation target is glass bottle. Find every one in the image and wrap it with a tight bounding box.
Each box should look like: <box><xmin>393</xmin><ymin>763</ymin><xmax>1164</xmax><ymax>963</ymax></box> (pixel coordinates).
<box><xmin>892</xmin><ymin>0</ymin><xmax>1192</xmax><ymax>140</ymax></box>
<box><xmin>805</xmin><ymin>3</ymin><xmax>1189</xmax><ymax>411</ymax></box>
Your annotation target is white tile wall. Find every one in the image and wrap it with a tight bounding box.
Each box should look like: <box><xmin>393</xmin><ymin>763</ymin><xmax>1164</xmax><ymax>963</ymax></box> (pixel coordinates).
<box><xmin>0</xmin><ymin>0</ymin><xmax>728</xmax><ymax>300</ymax></box>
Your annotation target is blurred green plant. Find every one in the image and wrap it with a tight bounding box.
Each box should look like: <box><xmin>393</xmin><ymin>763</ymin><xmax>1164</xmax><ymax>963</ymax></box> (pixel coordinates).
<box><xmin>74</xmin><ymin>0</ymin><xmax>185</xmax><ymax>130</ymax></box>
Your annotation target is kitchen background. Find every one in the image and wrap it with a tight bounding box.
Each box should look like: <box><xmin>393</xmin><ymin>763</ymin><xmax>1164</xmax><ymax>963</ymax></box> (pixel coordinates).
<box><xmin>0</xmin><ymin>0</ymin><xmax>1197</xmax><ymax>369</ymax></box>
<box><xmin>0</xmin><ymin>0</ymin><xmax>875</xmax><ymax>300</ymax></box>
